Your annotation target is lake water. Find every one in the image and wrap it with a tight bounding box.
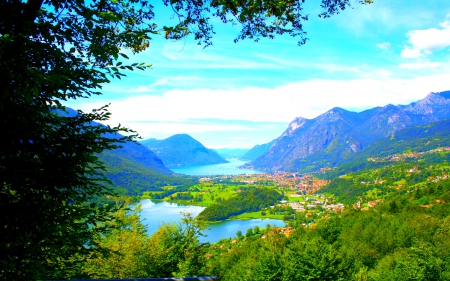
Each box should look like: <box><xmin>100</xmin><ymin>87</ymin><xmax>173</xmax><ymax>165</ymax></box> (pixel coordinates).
<box><xmin>139</xmin><ymin>199</ymin><xmax>285</xmax><ymax>243</ymax></box>
<box><xmin>170</xmin><ymin>158</ymin><xmax>264</xmax><ymax>176</ymax></box>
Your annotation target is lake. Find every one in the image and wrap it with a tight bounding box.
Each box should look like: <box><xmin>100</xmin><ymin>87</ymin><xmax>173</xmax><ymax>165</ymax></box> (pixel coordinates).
<box><xmin>170</xmin><ymin>158</ymin><xmax>264</xmax><ymax>176</ymax></box>
<box><xmin>139</xmin><ymin>199</ymin><xmax>285</xmax><ymax>243</ymax></box>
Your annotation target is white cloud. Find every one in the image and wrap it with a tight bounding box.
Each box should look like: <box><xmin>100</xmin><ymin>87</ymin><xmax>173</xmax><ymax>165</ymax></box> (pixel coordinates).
<box><xmin>399</xmin><ymin>62</ymin><xmax>441</xmax><ymax>69</ymax></box>
<box><xmin>76</xmin><ymin>73</ymin><xmax>450</xmax><ymax>125</ymax></box>
<box><xmin>376</xmin><ymin>42</ymin><xmax>391</xmax><ymax>50</ymax></box>
<box><xmin>400</xmin><ymin>47</ymin><xmax>423</xmax><ymax>59</ymax></box>
<box><xmin>401</xmin><ymin>16</ymin><xmax>450</xmax><ymax>58</ymax></box>
<box><xmin>159</xmin><ymin>42</ymin><xmax>272</xmax><ymax>69</ymax></box>
<box><xmin>125</xmin><ymin>121</ymin><xmax>254</xmax><ymax>138</ymax></box>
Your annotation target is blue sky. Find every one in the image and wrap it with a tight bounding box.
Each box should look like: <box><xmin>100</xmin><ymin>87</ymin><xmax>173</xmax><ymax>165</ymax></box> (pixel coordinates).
<box><xmin>67</xmin><ymin>0</ymin><xmax>450</xmax><ymax>149</ymax></box>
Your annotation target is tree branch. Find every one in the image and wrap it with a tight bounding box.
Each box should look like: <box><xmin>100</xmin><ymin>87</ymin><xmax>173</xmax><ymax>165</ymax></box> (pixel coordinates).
<box><xmin>23</xmin><ymin>0</ymin><xmax>44</xmax><ymax>23</ymax></box>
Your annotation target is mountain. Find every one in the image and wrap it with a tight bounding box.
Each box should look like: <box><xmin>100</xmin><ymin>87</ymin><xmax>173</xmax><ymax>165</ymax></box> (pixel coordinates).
<box><xmin>247</xmin><ymin>91</ymin><xmax>450</xmax><ymax>172</ymax></box>
<box><xmin>320</xmin><ymin>119</ymin><xmax>450</xmax><ymax>179</ymax></box>
<box><xmin>214</xmin><ymin>148</ymin><xmax>249</xmax><ymax>159</ymax></box>
<box><xmin>242</xmin><ymin>139</ymin><xmax>276</xmax><ymax>161</ymax></box>
<box><xmin>141</xmin><ymin>134</ymin><xmax>228</xmax><ymax>167</ymax></box>
<box><xmin>100</xmin><ymin>139</ymin><xmax>201</xmax><ymax>195</ymax></box>
<box><xmin>140</xmin><ymin>138</ymin><xmax>159</xmax><ymax>146</ymax></box>
<box><xmin>57</xmin><ymin>107</ymin><xmax>190</xmax><ymax>195</ymax></box>
<box><xmin>104</xmin><ymin>141</ymin><xmax>173</xmax><ymax>175</ymax></box>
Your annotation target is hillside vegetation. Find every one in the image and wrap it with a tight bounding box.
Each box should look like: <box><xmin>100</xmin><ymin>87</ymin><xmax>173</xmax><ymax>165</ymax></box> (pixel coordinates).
<box><xmin>198</xmin><ymin>188</ymin><xmax>282</xmax><ymax>221</ymax></box>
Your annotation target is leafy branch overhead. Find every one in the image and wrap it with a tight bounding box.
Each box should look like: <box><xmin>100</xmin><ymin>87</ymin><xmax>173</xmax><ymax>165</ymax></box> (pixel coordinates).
<box><xmin>0</xmin><ymin>0</ymin><xmax>369</xmax><ymax>279</ymax></box>
<box><xmin>163</xmin><ymin>0</ymin><xmax>372</xmax><ymax>46</ymax></box>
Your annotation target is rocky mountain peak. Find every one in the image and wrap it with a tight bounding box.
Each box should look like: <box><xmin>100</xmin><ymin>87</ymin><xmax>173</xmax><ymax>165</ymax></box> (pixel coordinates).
<box><xmin>281</xmin><ymin>116</ymin><xmax>309</xmax><ymax>137</ymax></box>
<box><xmin>315</xmin><ymin>107</ymin><xmax>355</xmax><ymax>125</ymax></box>
<box><xmin>402</xmin><ymin>91</ymin><xmax>450</xmax><ymax>116</ymax></box>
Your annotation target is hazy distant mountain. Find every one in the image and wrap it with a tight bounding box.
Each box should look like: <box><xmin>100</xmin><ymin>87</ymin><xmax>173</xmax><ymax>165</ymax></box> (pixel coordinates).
<box><xmin>242</xmin><ymin>140</ymin><xmax>276</xmax><ymax>161</ymax></box>
<box><xmin>141</xmin><ymin>134</ymin><xmax>228</xmax><ymax>167</ymax></box>
<box><xmin>247</xmin><ymin>91</ymin><xmax>450</xmax><ymax>172</ymax></box>
<box><xmin>214</xmin><ymin>148</ymin><xmax>249</xmax><ymax>159</ymax></box>
<box><xmin>140</xmin><ymin>138</ymin><xmax>159</xmax><ymax>146</ymax></box>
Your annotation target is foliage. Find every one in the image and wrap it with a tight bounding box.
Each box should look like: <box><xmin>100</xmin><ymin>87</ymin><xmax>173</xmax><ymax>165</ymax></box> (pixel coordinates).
<box><xmin>0</xmin><ymin>106</ymin><xmax>133</xmax><ymax>279</ymax></box>
<box><xmin>320</xmin><ymin>148</ymin><xmax>450</xmax><ymax>203</ymax></box>
<box><xmin>83</xmin><ymin>203</ymin><xmax>208</xmax><ymax>279</ymax></box>
<box><xmin>1</xmin><ymin>0</ymin><xmax>155</xmax><ymax>277</ymax></box>
<box><xmin>162</xmin><ymin>0</ymin><xmax>370</xmax><ymax>46</ymax></box>
<box><xmin>204</xmin><ymin>179</ymin><xmax>450</xmax><ymax>280</ymax></box>
<box><xmin>1</xmin><ymin>0</ymin><xmax>369</xmax><ymax>278</ymax></box>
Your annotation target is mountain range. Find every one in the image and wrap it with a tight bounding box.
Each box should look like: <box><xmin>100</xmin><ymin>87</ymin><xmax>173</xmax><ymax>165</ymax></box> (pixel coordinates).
<box><xmin>141</xmin><ymin>134</ymin><xmax>228</xmax><ymax>167</ymax></box>
<box><xmin>245</xmin><ymin>91</ymin><xmax>450</xmax><ymax>172</ymax></box>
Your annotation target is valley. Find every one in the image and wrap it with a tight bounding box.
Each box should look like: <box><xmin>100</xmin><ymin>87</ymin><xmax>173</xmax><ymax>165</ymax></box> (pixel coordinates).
<box><xmin>96</xmin><ymin>93</ymin><xmax>450</xmax><ymax>243</ymax></box>
<box><xmin>44</xmin><ymin>92</ymin><xmax>450</xmax><ymax>279</ymax></box>
<box><xmin>6</xmin><ymin>0</ymin><xmax>450</xmax><ymax>279</ymax></box>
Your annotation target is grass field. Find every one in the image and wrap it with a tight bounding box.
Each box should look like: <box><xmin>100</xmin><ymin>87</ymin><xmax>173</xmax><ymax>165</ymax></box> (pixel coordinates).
<box><xmin>234</xmin><ymin>211</ymin><xmax>285</xmax><ymax>220</ymax></box>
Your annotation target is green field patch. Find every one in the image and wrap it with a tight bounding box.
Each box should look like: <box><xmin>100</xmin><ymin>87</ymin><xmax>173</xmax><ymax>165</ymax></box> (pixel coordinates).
<box><xmin>141</xmin><ymin>191</ymin><xmax>165</xmax><ymax>199</ymax></box>
<box><xmin>287</xmin><ymin>195</ymin><xmax>302</xmax><ymax>202</ymax></box>
<box><xmin>233</xmin><ymin>211</ymin><xmax>285</xmax><ymax>220</ymax></box>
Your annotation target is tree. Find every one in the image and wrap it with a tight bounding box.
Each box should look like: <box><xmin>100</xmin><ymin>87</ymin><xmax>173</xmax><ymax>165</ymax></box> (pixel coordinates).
<box><xmin>83</xmin><ymin>208</ymin><xmax>207</xmax><ymax>279</ymax></box>
<box><xmin>82</xmin><ymin>202</ymin><xmax>153</xmax><ymax>279</ymax></box>
<box><xmin>1</xmin><ymin>0</ymin><xmax>369</xmax><ymax>279</ymax></box>
<box><xmin>1</xmin><ymin>0</ymin><xmax>149</xmax><ymax>278</ymax></box>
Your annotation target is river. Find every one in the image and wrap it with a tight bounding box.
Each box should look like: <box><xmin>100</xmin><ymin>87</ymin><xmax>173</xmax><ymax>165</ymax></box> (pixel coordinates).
<box><xmin>140</xmin><ymin>199</ymin><xmax>285</xmax><ymax>243</ymax></box>
<box><xmin>170</xmin><ymin>158</ymin><xmax>264</xmax><ymax>176</ymax></box>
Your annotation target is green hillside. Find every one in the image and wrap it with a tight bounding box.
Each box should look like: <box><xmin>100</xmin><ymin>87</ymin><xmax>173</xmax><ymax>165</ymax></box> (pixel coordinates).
<box><xmin>320</xmin><ymin>119</ymin><xmax>450</xmax><ymax>177</ymax></box>
<box><xmin>99</xmin><ymin>151</ymin><xmax>195</xmax><ymax>196</ymax></box>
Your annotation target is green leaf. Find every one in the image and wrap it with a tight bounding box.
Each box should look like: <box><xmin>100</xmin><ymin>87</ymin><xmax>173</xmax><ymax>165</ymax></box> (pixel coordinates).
<box><xmin>119</xmin><ymin>53</ymin><xmax>130</xmax><ymax>59</ymax></box>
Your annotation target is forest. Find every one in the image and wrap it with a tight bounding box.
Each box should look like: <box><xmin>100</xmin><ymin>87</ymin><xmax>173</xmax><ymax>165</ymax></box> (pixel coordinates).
<box><xmin>198</xmin><ymin>188</ymin><xmax>283</xmax><ymax>221</ymax></box>
<box><xmin>320</xmin><ymin>148</ymin><xmax>450</xmax><ymax>203</ymax></box>
<box><xmin>78</xmin><ymin>178</ymin><xmax>450</xmax><ymax>280</ymax></box>
<box><xmin>3</xmin><ymin>0</ymin><xmax>449</xmax><ymax>280</ymax></box>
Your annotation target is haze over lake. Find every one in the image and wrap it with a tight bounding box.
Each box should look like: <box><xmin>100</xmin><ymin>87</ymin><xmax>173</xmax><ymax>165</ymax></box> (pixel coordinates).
<box><xmin>170</xmin><ymin>158</ymin><xmax>264</xmax><ymax>176</ymax></box>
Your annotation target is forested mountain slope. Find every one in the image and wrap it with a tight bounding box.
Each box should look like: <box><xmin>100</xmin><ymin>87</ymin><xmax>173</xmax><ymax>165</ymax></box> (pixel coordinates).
<box><xmin>318</xmin><ymin>119</ymin><xmax>450</xmax><ymax>179</ymax></box>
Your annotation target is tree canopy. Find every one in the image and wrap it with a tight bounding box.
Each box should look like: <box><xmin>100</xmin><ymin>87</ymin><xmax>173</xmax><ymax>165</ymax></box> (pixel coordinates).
<box><xmin>0</xmin><ymin>0</ymin><xmax>369</xmax><ymax>279</ymax></box>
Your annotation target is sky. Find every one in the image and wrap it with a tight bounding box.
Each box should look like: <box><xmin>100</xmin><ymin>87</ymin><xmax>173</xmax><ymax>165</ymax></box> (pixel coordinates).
<box><xmin>66</xmin><ymin>0</ymin><xmax>450</xmax><ymax>149</ymax></box>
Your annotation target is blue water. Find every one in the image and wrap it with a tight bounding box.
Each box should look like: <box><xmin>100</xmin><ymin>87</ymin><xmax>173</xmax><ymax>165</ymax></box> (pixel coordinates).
<box><xmin>203</xmin><ymin>218</ymin><xmax>285</xmax><ymax>243</ymax></box>
<box><xmin>170</xmin><ymin>158</ymin><xmax>264</xmax><ymax>176</ymax></box>
<box><xmin>139</xmin><ymin>199</ymin><xmax>285</xmax><ymax>243</ymax></box>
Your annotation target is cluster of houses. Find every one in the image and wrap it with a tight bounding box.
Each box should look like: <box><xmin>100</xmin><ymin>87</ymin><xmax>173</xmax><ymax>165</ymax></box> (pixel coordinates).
<box><xmin>201</xmin><ymin>172</ymin><xmax>331</xmax><ymax>195</ymax></box>
<box><xmin>368</xmin><ymin>146</ymin><xmax>450</xmax><ymax>163</ymax></box>
<box><xmin>278</xmin><ymin>195</ymin><xmax>345</xmax><ymax>213</ymax></box>
<box><xmin>241</xmin><ymin>172</ymin><xmax>330</xmax><ymax>194</ymax></box>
